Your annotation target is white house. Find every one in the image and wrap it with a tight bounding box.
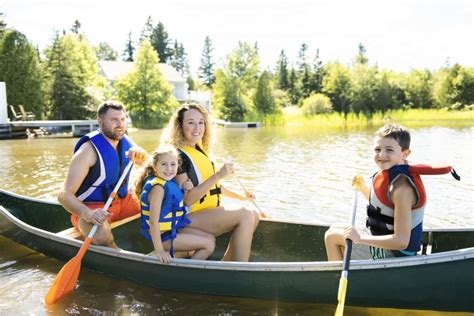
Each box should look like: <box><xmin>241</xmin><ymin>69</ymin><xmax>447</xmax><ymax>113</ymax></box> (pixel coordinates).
<box><xmin>98</xmin><ymin>61</ymin><xmax>188</xmax><ymax>101</ymax></box>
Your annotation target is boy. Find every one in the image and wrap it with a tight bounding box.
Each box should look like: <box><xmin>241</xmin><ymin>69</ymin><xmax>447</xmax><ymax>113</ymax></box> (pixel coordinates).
<box><xmin>325</xmin><ymin>124</ymin><xmax>458</xmax><ymax>260</ymax></box>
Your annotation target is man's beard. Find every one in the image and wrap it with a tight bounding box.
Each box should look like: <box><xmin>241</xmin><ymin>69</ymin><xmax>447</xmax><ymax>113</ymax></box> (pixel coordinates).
<box><xmin>102</xmin><ymin>126</ymin><xmax>124</xmax><ymax>141</ymax></box>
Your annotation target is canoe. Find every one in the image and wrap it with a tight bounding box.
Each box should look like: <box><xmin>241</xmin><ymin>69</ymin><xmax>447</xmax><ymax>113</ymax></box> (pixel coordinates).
<box><xmin>1</xmin><ymin>188</ymin><xmax>473</xmax><ymax>312</ymax></box>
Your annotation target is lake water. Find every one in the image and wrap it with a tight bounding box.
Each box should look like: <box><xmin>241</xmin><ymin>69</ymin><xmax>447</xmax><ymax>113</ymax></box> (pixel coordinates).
<box><xmin>0</xmin><ymin>124</ymin><xmax>473</xmax><ymax>315</ymax></box>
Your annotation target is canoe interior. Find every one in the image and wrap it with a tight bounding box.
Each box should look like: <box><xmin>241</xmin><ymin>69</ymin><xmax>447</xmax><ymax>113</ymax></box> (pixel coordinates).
<box><xmin>1</xmin><ymin>189</ymin><xmax>474</xmax><ymax>262</ymax></box>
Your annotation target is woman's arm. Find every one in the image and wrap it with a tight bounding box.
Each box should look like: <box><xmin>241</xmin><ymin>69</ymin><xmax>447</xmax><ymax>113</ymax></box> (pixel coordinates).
<box><xmin>148</xmin><ymin>185</ymin><xmax>172</xmax><ymax>263</ymax></box>
<box><xmin>176</xmin><ymin>163</ymin><xmax>234</xmax><ymax>206</ymax></box>
<box><xmin>221</xmin><ymin>185</ymin><xmax>255</xmax><ymax>201</ymax></box>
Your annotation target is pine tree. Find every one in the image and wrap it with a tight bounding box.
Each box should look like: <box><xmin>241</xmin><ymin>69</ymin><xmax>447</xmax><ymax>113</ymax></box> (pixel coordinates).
<box><xmin>0</xmin><ymin>11</ymin><xmax>6</xmax><ymax>37</ymax></box>
<box><xmin>70</xmin><ymin>20</ymin><xmax>81</xmax><ymax>34</ymax></box>
<box><xmin>150</xmin><ymin>22</ymin><xmax>172</xmax><ymax>63</ymax></box>
<box><xmin>298</xmin><ymin>43</ymin><xmax>312</xmax><ymax>98</ymax></box>
<box><xmin>276</xmin><ymin>49</ymin><xmax>289</xmax><ymax>90</ymax></box>
<box><xmin>122</xmin><ymin>32</ymin><xmax>134</xmax><ymax>61</ymax></box>
<box><xmin>198</xmin><ymin>36</ymin><xmax>215</xmax><ymax>87</ymax></box>
<box><xmin>0</xmin><ymin>30</ymin><xmax>44</xmax><ymax>118</ymax></box>
<box><xmin>288</xmin><ymin>67</ymin><xmax>300</xmax><ymax>104</ymax></box>
<box><xmin>354</xmin><ymin>43</ymin><xmax>368</xmax><ymax>65</ymax></box>
<box><xmin>139</xmin><ymin>16</ymin><xmax>154</xmax><ymax>42</ymax></box>
<box><xmin>311</xmin><ymin>48</ymin><xmax>323</xmax><ymax>93</ymax></box>
<box><xmin>170</xmin><ymin>40</ymin><xmax>188</xmax><ymax>77</ymax></box>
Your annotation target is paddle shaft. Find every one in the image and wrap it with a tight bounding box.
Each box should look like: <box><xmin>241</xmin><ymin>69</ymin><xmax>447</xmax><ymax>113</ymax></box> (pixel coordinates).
<box><xmin>232</xmin><ymin>174</ymin><xmax>265</xmax><ymax>216</ymax></box>
<box><xmin>85</xmin><ymin>160</ymin><xmax>134</xmax><ymax>240</ymax></box>
<box><xmin>341</xmin><ymin>190</ymin><xmax>358</xmax><ymax>273</ymax></box>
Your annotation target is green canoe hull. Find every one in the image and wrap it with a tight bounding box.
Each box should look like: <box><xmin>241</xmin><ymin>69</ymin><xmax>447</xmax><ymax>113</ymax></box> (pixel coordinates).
<box><xmin>1</xmin><ymin>189</ymin><xmax>473</xmax><ymax>312</ymax></box>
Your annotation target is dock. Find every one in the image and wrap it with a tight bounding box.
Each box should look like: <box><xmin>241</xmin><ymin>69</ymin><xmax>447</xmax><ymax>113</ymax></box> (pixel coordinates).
<box><xmin>213</xmin><ymin>119</ymin><xmax>260</xmax><ymax>128</ymax></box>
<box><xmin>9</xmin><ymin>120</ymin><xmax>98</xmax><ymax>137</ymax></box>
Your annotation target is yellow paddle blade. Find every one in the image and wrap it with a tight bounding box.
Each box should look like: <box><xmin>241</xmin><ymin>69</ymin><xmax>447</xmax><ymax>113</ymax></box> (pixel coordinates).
<box><xmin>44</xmin><ymin>255</ymin><xmax>81</xmax><ymax>304</ymax></box>
<box><xmin>334</xmin><ymin>277</ymin><xmax>348</xmax><ymax>316</ymax></box>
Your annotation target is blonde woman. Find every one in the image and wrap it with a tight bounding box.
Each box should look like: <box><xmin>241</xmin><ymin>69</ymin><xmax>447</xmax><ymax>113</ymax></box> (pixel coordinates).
<box><xmin>160</xmin><ymin>103</ymin><xmax>260</xmax><ymax>262</ymax></box>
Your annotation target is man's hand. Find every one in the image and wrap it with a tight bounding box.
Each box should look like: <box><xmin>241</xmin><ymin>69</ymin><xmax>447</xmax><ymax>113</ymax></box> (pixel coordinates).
<box><xmin>127</xmin><ymin>147</ymin><xmax>147</xmax><ymax>164</ymax></box>
<box><xmin>83</xmin><ymin>208</ymin><xmax>109</xmax><ymax>226</ymax></box>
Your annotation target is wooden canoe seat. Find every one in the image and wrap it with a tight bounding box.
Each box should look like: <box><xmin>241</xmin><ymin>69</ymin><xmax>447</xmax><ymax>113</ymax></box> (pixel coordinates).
<box><xmin>56</xmin><ymin>213</ymin><xmax>141</xmax><ymax>240</ymax></box>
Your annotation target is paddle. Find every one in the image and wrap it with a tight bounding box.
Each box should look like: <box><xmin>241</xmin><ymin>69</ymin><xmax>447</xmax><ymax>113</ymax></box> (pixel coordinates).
<box><xmin>334</xmin><ymin>176</ymin><xmax>361</xmax><ymax>316</ymax></box>
<box><xmin>232</xmin><ymin>174</ymin><xmax>268</xmax><ymax>218</ymax></box>
<box><xmin>45</xmin><ymin>160</ymin><xmax>134</xmax><ymax>305</ymax></box>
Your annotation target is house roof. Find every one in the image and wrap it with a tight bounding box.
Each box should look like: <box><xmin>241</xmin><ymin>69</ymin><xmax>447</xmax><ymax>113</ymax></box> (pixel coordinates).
<box><xmin>98</xmin><ymin>61</ymin><xmax>185</xmax><ymax>83</ymax></box>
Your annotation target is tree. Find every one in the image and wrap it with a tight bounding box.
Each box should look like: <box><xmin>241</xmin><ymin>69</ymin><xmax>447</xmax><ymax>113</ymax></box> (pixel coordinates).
<box><xmin>350</xmin><ymin>64</ymin><xmax>379</xmax><ymax>118</ymax></box>
<box><xmin>213</xmin><ymin>42</ymin><xmax>260</xmax><ymax>121</ymax></box>
<box><xmin>405</xmin><ymin>69</ymin><xmax>433</xmax><ymax>108</ymax></box>
<box><xmin>150</xmin><ymin>22</ymin><xmax>172</xmax><ymax>63</ymax></box>
<box><xmin>276</xmin><ymin>49</ymin><xmax>289</xmax><ymax>90</ymax></box>
<box><xmin>43</xmin><ymin>32</ymin><xmax>103</xmax><ymax>119</ymax></box>
<box><xmin>198</xmin><ymin>36</ymin><xmax>215</xmax><ymax>87</ymax></box>
<box><xmin>116</xmin><ymin>40</ymin><xmax>178</xmax><ymax>128</ymax></box>
<box><xmin>322</xmin><ymin>62</ymin><xmax>351</xmax><ymax>117</ymax></box>
<box><xmin>298</xmin><ymin>43</ymin><xmax>312</xmax><ymax>98</ymax></box>
<box><xmin>95</xmin><ymin>42</ymin><xmax>118</xmax><ymax>61</ymax></box>
<box><xmin>170</xmin><ymin>40</ymin><xmax>188</xmax><ymax>76</ymax></box>
<box><xmin>311</xmin><ymin>49</ymin><xmax>323</xmax><ymax>93</ymax></box>
<box><xmin>254</xmin><ymin>71</ymin><xmax>276</xmax><ymax>119</ymax></box>
<box><xmin>288</xmin><ymin>67</ymin><xmax>300</xmax><ymax>104</ymax></box>
<box><xmin>122</xmin><ymin>31</ymin><xmax>134</xmax><ymax>61</ymax></box>
<box><xmin>139</xmin><ymin>16</ymin><xmax>154</xmax><ymax>42</ymax></box>
<box><xmin>0</xmin><ymin>11</ymin><xmax>6</xmax><ymax>37</ymax></box>
<box><xmin>354</xmin><ymin>43</ymin><xmax>368</xmax><ymax>65</ymax></box>
<box><xmin>71</xmin><ymin>20</ymin><xmax>81</xmax><ymax>35</ymax></box>
<box><xmin>0</xmin><ymin>30</ymin><xmax>44</xmax><ymax>118</ymax></box>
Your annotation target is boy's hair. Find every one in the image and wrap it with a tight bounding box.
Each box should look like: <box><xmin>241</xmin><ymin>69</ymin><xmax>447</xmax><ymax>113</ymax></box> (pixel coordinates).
<box><xmin>375</xmin><ymin>124</ymin><xmax>411</xmax><ymax>150</ymax></box>
<box><xmin>97</xmin><ymin>100</ymin><xmax>126</xmax><ymax>118</ymax></box>
<box><xmin>134</xmin><ymin>144</ymin><xmax>181</xmax><ymax>199</ymax></box>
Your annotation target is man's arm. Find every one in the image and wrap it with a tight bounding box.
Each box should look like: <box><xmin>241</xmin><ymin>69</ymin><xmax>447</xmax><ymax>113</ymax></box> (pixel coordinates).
<box><xmin>57</xmin><ymin>142</ymin><xmax>106</xmax><ymax>226</ymax></box>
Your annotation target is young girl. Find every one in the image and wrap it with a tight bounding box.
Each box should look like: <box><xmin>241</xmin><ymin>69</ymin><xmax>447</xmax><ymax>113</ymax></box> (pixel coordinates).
<box><xmin>135</xmin><ymin>144</ymin><xmax>215</xmax><ymax>263</ymax></box>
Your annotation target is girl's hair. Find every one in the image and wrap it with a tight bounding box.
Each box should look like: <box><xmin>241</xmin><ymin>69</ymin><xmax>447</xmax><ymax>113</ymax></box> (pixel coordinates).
<box><xmin>160</xmin><ymin>102</ymin><xmax>213</xmax><ymax>152</ymax></box>
<box><xmin>134</xmin><ymin>144</ymin><xmax>180</xmax><ymax>198</ymax></box>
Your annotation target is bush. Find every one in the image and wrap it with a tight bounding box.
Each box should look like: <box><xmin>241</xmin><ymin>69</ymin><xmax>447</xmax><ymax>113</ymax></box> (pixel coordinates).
<box><xmin>301</xmin><ymin>93</ymin><xmax>333</xmax><ymax>115</ymax></box>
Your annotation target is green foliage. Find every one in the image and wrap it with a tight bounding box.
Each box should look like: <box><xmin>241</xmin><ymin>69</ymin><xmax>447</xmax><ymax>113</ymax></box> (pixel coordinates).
<box><xmin>150</xmin><ymin>22</ymin><xmax>172</xmax><ymax>63</ymax></box>
<box><xmin>170</xmin><ymin>40</ymin><xmax>188</xmax><ymax>77</ymax></box>
<box><xmin>404</xmin><ymin>69</ymin><xmax>433</xmax><ymax>108</ymax></box>
<box><xmin>0</xmin><ymin>30</ymin><xmax>44</xmax><ymax>118</ymax></box>
<box><xmin>122</xmin><ymin>32</ymin><xmax>134</xmax><ymax>62</ymax></box>
<box><xmin>288</xmin><ymin>67</ymin><xmax>300</xmax><ymax>104</ymax></box>
<box><xmin>350</xmin><ymin>64</ymin><xmax>379</xmax><ymax>117</ymax></box>
<box><xmin>70</xmin><ymin>20</ymin><xmax>81</xmax><ymax>34</ymax></box>
<box><xmin>276</xmin><ymin>49</ymin><xmax>289</xmax><ymax>90</ymax></box>
<box><xmin>322</xmin><ymin>62</ymin><xmax>351</xmax><ymax>116</ymax></box>
<box><xmin>448</xmin><ymin>65</ymin><xmax>474</xmax><ymax>107</ymax></box>
<box><xmin>95</xmin><ymin>42</ymin><xmax>118</xmax><ymax>61</ymax></box>
<box><xmin>354</xmin><ymin>43</ymin><xmax>368</xmax><ymax>65</ymax></box>
<box><xmin>212</xmin><ymin>42</ymin><xmax>260</xmax><ymax>121</ymax></box>
<box><xmin>301</xmin><ymin>93</ymin><xmax>333</xmax><ymax>115</ymax></box>
<box><xmin>273</xmin><ymin>89</ymin><xmax>291</xmax><ymax>108</ymax></box>
<box><xmin>0</xmin><ymin>11</ymin><xmax>6</xmax><ymax>37</ymax></box>
<box><xmin>254</xmin><ymin>71</ymin><xmax>276</xmax><ymax>118</ymax></box>
<box><xmin>199</xmin><ymin>36</ymin><xmax>215</xmax><ymax>87</ymax></box>
<box><xmin>43</xmin><ymin>32</ymin><xmax>103</xmax><ymax>119</ymax></box>
<box><xmin>116</xmin><ymin>40</ymin><xmax>178</xmax><ymax>129</ymax></box>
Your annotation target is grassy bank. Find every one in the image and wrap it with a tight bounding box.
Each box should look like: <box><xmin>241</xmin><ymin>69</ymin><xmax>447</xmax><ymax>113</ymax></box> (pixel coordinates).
<box><xmin>244</xmin><ymin>108</ymin><xmax>474</xmax><ymax>128</ymax></box>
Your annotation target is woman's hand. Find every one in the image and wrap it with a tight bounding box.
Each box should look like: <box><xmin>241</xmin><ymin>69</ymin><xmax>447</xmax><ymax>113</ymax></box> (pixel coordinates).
<box><xmin>182</xmin><ymin>179</ymin><xmax>194</xmax><ymax>191</ymax></box>
<box><xmin>241</xmin><ymin>190</ymin><xmax>256</xmax><ymax>201</ymax></box>
<box><xmin>155</xmin><ymin>250</ymin><xmax>172</xmax><ymax>263</ymax></box>
<box><xmin>216</xmin><ymin>163</ymin><xmax>235</xmax><ymax>180</ymax></box>
<box><xmin>343</xmin><ymin>226</ymin><xmax>361</xmax><ymax>244</ymax></box>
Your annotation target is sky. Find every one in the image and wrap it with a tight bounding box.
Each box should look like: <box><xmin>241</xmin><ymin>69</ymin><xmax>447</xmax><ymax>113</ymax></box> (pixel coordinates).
<box><xmin>2</xmin><ymin>0</ymin><xmax>473</xmax><ymax>76</ymax></box>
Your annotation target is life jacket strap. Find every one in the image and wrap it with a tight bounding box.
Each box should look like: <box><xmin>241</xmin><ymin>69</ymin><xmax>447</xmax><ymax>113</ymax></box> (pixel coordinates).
<box><xmin>199</xmin><ymin>187</ymin><xmax>222</xmax><ymax>204</ymax></box>
<box><xmin>451</xmin><ymin>168</ymin><xmax>461</xmax><ymax>181</ymax></box>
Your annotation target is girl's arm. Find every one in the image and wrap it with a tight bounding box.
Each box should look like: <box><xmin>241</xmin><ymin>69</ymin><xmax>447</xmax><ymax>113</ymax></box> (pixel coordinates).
<box><xmin>345</xmin><ymin>176</ymin><xmax>415</xmax><ymax>250</ymax></box>
<box><xmin>176</xmin><ymin>163</ymin><xmax>234</xmax><ymax>206</ymax></box>
<box><xmin>148</xmin><ymin>185</ymin><xmax>172</xmax><ymax>263</ymax></box>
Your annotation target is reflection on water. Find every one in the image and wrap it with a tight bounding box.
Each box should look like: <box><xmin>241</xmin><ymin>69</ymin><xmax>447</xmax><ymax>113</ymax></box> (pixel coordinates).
<box><xmin>0</xmin><ymin>125</ymin><xmax>473</xmax><ymax>315</ymax></box>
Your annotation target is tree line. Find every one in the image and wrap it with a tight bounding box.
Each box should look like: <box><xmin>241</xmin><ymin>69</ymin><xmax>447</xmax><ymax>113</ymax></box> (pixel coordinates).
<box><xmin>0</xmin><ymin>13</ymin><xmax>473</xmax><ymax>127</ymax></box>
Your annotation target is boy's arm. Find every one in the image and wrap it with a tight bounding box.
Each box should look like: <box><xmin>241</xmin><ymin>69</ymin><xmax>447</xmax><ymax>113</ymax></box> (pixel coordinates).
<box><xmin>356</xmin><ymin>176</ymin><xmax>415</xmax><ymax>250</ymax></box>
<box><xmin>352</xmin><ymin>175</ymin><xmax>370</xmax><ymax>201</ymax></box>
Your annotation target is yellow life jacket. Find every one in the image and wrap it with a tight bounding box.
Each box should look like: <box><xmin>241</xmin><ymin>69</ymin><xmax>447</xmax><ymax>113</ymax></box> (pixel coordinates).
<box><xmin>179</xmin><ymin>144</ymin><xmax>221</xmax><ymax>213</ymax></box>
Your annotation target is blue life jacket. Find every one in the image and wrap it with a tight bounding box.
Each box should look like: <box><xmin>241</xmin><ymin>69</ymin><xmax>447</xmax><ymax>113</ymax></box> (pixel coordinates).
<box><xmin>140</xmin><ymin>176</ymin><xmax>191</xmax><ymax>256</ymax></box>
<box><xmin>74</xmin><ymin>131</ymin><xmax>133</xmax><ymax>202</ymax></box>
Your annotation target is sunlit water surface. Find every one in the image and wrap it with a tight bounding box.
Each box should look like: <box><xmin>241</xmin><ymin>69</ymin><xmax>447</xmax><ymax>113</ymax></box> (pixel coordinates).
<box><xmin>0</xmin><ymin>124</ymin><xmax>472</xmax><ymax>315</ymax></box>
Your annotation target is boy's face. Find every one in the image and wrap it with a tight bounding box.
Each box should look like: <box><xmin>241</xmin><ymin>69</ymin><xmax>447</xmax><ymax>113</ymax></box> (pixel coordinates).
<box><xmin>373</xmin><ymin>136</ymin><xmax>411</xmax><ymax>170</ymax></box>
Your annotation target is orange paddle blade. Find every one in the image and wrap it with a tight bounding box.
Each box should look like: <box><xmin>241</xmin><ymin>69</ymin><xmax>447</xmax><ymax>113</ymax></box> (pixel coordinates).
<box><xmin>44</xmin><ymin>255</ymin><xmax>82</xmax><ymax>304</ymax></box>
